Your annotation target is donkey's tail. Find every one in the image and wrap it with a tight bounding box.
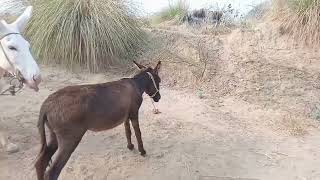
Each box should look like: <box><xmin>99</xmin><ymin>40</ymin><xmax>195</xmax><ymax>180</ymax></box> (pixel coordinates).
<box><xmin>35</xmin><ymin>108</ymin><xmax>47</xmax><ymax>162</ymax></box>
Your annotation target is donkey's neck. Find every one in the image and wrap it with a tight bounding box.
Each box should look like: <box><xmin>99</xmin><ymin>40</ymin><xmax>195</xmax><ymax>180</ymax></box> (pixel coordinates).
<box><xmin>132</xmin><ymin>72</ymin><xmax>150</xmax><ymax>96</ymax></box>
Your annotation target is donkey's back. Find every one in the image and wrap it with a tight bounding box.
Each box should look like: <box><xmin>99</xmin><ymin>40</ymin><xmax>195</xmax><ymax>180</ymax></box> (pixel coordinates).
<box><xmin>41</xmin><ymin>79</ymin><xmax>140</xmax><ymax>131</ymax></box>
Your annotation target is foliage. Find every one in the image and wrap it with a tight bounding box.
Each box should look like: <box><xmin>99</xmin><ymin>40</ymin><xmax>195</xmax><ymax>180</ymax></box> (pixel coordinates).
<box><xmin>26</xmin><ymin>0</ymin><xmax>148</xmax><ymax>72</ymax></box>
<box><xmin>272</xmin><ymin>0</ymin><xmax>320</xmax><ymax>47</ymax></box>
<box><xmin>152</xmin><ymin>0</ymin><xmax>189</xmax><ymax>24</ymax></box>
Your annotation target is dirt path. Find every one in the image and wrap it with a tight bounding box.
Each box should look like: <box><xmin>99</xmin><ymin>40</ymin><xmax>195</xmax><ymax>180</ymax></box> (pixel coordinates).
<box><xmin>2</xmin><ymin>22</ymin><xmax>320</xmax><ymax>180</ymax></box>
<box><xmin>1</xmin><ymin>65</ymin><xmax>320</xmax><ymax>180</ymax></box>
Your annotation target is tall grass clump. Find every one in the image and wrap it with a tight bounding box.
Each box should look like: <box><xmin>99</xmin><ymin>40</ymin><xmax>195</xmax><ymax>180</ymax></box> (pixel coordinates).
<box><xmin>272</xmin><ymin>0</ymin><xmax>320</xmax><ymax>46</ymax></box>
<box><xmin>152</xmin><ymin>0</ymin><xmax>189</xmax><ymax>24</ymax></box>
<box><xmin>26</xmin><ymin>0</ymin><xmax>148</xmax><ymax>72</ymax></box>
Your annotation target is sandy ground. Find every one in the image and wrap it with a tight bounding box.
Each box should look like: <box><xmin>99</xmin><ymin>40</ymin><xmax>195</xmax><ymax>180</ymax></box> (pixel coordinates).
<box><xmin>1</xmin><ymin>23</ymin><xmax>320</xmax><ymax>180</ymax></box>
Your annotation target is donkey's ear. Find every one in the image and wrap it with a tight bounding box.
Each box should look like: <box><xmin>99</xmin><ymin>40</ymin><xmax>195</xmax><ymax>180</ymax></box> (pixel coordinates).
<box><xmin>154</xmin><ymin>61</ymin><xmax>161</xmax><ymax>74</ymax></box>
<box><xmin>133</xmin><ymin>60</ymin><xmax>146</xmax><ymax>69</ymax></box>
<box><xmin>12</xmin><ymin>6</ymin><xmax>33</xmax><ymax>32</ymax></box>
<box><xmin>0</xmin><ymin>20</ymin><xmax>7</xmax><ymax>34</ymax></box>
<box><xmin>1</xmin><ymin>20</ymin><xmax>8</xmax><ymax>26</ymax></box>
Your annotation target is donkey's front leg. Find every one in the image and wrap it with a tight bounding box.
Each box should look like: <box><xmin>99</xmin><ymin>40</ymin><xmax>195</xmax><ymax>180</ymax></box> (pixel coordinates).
<box><xmin>124</xmin><ymin>120</ymin><xmax>134</xmax><ymax>150</ymax></box>
<box><xmin>0</xmin><ymin>131</ymin><xmax>19</xmax><ymax>153</ymax></box>
<box><xmin>130</xmin><ymin>118</ymin><xmax>146</xmax><ymax>156</ymax></box>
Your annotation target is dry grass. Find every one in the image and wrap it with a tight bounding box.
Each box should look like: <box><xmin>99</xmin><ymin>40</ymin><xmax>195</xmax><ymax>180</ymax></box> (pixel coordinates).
<box><xmin>281</xmin><ymin>114</ymin><xmax>308</xmax><ymax>136</ymax></box>
<box><xmin>271</xmin><ymin>0</ymin><xmax>320</xmax><ymax>47</ymax></box>
<box><xmin>1</xmin><ymin>15</ymin><xmax>17</xmax><ymax>23</ymax></box>
<box><xmin>26</xmin><ymin>0</ymin><xmax>148</xmax><ymax>72</ymax></box>
<box><xmin>0</xmin><ymin>0</ymin><xmax>29</xmax><ymax>23</ymax></box>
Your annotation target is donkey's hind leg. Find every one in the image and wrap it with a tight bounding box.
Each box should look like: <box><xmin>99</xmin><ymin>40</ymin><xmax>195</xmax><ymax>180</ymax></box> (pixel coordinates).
<box><xmin>124</xmin><ymin>119</ymin><xmax>134</xmax><ymax>150</ymax></box>
<box><xmin>35</xmin><ymin>130</ymin><xmax>58</xmax><ymax>180</ymax></box>
<box><xmin>45</xmin><ymin>130</ymin><xmax>85</xmax><ymax>180</ymax></box>
<box><xmin>130</xmin><ymin>118</ymin><xmax>146</xmax><ymax>156</ymax></box>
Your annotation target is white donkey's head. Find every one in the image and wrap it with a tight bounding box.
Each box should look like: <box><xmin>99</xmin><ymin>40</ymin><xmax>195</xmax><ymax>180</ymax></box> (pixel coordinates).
<box><xmin>0</xmin><ymin>6</ymin><xmax>41</xmax><ymax>92</ymax></box>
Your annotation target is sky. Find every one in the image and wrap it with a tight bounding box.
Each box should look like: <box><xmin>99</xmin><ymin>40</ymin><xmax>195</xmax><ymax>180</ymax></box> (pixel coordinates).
<box><xmin>133</xmin><ymin>0</ymin><xmax>268</xmax><ymax>16</ymax></box>
<box><xmin>0</xmin><ymin>0</ymin><xmax>268</xmax><ymax>17</ymax></box>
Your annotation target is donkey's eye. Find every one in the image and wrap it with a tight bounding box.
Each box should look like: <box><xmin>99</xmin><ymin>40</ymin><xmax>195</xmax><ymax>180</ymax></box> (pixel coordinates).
<box><xmin>8</xmin><ymin>46</ymin><xmax>17</xmax><ymax>51</ymax></box>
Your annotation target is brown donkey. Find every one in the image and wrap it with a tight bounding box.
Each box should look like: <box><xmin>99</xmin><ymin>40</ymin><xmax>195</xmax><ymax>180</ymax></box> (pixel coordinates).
<box><xmin>35</xmin><ymin>61</ymin><xmax>162</xmax><ymax>180</ymax></box>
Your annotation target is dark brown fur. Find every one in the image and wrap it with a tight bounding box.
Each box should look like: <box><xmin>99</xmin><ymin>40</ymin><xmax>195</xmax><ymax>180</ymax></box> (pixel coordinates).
<box><xmin>35</xmin><ymin>61</ymin><xmax>161</xmax><ymax>180</ymax></box>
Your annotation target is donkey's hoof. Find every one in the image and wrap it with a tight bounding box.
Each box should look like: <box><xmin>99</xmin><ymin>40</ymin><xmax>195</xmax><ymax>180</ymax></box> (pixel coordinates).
<box><xmin>140</xmin><ymin>150</ymin><xmax>146</xmax><ymax>156</ymax></box>
<box><xmin>127</xmin><ymin>144</ymin><xmax>134</xmax><ymax>150</ymax></box>
<box><xmin>6</xmin><ymin>143</ymin><xmax>19</xmax><ymax>154</ymax></box>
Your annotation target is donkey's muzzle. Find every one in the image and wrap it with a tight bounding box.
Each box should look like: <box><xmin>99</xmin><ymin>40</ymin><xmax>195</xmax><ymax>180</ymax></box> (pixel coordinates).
<box><xmin>24</xmin><ymin>74</ymin><xmax>41</xmax><ymax>92</ymax></box>
<box><xmin>153</xmin><ymin>94</ymin><xmax>161</xmax><ymax>102</ymax></box>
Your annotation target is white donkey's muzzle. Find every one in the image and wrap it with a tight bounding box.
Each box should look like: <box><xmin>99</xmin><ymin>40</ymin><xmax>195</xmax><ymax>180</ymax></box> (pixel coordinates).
<box><xmin>24</xmin><ymin>74</ymin><xmax>41</xmax><ymax>92</ymax></box>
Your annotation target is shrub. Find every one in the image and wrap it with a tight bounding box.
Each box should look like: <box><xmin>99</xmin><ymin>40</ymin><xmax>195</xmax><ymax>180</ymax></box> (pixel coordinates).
<box><xmin>26</xmin><ymin>0</ymin><xmax>148</xmax><ymax>72</ymax></box>
<box><xmin>272</xmin><ymin>0</ymin><xmax>320</xmax><ymax>46</ymax></box>
<box><xmin>152</xmin><ymin>0</ymin><xmax>189</xmax><ymax>24</ymax></box>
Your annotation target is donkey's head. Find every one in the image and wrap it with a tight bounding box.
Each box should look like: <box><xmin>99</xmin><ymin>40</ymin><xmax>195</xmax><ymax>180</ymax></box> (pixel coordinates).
<box><xmin>0</xmin><ymin>6</ymin><xmax>41</xmax><ymax>91</ymax></box>
<box><xmin>133</xmin><ymin>60</ymin><xmax>162</xmax><ymax>102</ymax></box>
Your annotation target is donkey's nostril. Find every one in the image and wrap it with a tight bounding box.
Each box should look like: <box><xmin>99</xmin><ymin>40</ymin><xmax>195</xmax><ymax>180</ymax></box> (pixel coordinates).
<box><xmin>33</xmin><ymin>74</ymin><xmax>42</xmax><ymax>84</ymax></box>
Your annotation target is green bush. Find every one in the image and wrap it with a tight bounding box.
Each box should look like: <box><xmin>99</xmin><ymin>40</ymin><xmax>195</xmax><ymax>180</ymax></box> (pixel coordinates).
<box><xmin>26</xmin><ymin>0</ymin><xmax>148</xmax><ymax>72</ymax></box>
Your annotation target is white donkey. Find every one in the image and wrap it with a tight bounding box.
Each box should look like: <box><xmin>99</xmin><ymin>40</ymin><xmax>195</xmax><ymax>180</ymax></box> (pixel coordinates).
<box><xmin>0</xmin><ymin>6</ymin><xmax>41</xmax><ymax>153</ymax></box>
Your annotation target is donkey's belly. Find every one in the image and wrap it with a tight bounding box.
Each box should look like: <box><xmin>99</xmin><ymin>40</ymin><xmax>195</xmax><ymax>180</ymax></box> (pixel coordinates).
<box><xmin>88</xmin><ymin>117</ymin><xmax>127</xmax><ymax>132</ymax></box>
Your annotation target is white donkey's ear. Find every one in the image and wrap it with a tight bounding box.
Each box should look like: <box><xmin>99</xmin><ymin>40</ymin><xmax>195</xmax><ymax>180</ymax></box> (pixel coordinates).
<box><xmin>12</xmin><ymin>6</ymin><xmax>33</xmax><ymax>32</ymax></box>
<box><xmin>1</xmin><ymin>20</ymin><xmax>8</xmax><ymax>26</ymax></box>
<box><xmin>0</xmin><ymin>20</ymin><xmax>8</xmax><ymax>35</ymax></box>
